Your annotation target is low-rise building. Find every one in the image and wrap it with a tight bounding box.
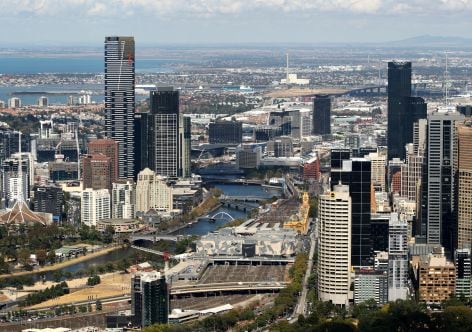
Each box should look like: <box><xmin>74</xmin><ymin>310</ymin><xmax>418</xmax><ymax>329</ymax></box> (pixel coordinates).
<box><xmin>418</xmin><ymin>248</ymin><xmax>455</xmax><ymax>304</ymax></box>
<box><xmin>97</xmin><ymin>218</ymin><xmax>141</xmax><ymax>233</ymax></box>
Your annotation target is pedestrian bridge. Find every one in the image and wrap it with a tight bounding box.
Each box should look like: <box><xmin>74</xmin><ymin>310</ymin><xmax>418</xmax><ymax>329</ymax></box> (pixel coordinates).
<box><xmin>130</xmin><ymin>234</ymin><xmax>179</xmax><ymax>243</ymax></box>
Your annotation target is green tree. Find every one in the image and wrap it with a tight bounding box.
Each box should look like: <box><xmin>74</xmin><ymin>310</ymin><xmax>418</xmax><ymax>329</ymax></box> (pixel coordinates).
<box><xmin>95</xmin><ymin>299</ymin><xmax>102</xmax><ymax>311</ymax></box>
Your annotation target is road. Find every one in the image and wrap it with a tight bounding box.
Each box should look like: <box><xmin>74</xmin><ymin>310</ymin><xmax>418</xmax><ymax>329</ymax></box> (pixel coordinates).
<box><xmin>291</xmin><ymin>220</ymin><xmax>317</xmax><ymax>322</ymax></box>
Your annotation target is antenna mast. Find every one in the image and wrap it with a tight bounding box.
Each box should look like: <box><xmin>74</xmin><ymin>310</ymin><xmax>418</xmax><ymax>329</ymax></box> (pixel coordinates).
<box><xmin>445</xmin><ymin>52</ymin><xmax>449</xmax><ymax>106</ymax></box>
<box><xmin>286</xmin><ymin>53</ymin><xmax>289</xmax><ymax>83</ymax></box>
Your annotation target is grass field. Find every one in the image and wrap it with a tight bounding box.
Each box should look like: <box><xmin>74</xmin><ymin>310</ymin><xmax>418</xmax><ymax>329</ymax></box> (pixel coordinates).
<box><xmin>28</xmin><ymin>272</ymin><xmax>131</xmax><ymax>309</ymax></box>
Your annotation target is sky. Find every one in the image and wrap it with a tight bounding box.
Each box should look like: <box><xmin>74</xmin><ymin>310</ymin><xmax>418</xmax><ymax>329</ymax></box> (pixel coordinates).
<box><xmin>1</xmin><ymin>0</ymin><xmax>472</xmax><ymax>45</ymax></box>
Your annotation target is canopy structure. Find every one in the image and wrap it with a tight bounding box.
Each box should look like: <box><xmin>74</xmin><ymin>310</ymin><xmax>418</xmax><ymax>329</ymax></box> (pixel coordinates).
<box><xmin>0</xmin><ymin>200</ymin><xmax>47</xmax><ymax>225</ymax></box>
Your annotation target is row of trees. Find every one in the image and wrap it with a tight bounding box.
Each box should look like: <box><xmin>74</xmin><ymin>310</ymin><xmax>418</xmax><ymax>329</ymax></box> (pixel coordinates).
<box><xmin>20</xmin><ymin>282</ymin><xmax>69</xmax><ymax>307</ymax></box>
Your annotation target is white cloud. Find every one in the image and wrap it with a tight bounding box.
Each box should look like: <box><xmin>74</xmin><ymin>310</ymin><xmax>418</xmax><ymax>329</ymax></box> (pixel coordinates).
<box><xmin>1</xmin><ymin>0</ymin><xmax>472</xmax><ymax>18</ymax></box>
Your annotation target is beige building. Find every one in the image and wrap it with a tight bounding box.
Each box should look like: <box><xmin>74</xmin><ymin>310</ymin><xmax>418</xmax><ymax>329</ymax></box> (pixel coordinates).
<box><xmin>318</xmin><ymin>184</ymin><xmax>352</xmax><ymax>306</ymax></box>
<box><xmin>366</xmin><ymin>152</ymin><xmax>386</xmax><ymax>192</ymax></box>
<box><xmin>457</xmin><ymin>123</ymin><xmax>472</xmax><ymax>249</ymax></box>
<box><xmin>418</xmin><ymin>249</ymin><xmax>455</xmax><ymax>304</ymax></box>
<box><xmin>401</xmin><ymin>143</ymin><xmax>424</xmax><ymax>202</ymax></box>
<box><xmin>135</xmin><ymin>168</ymin><xmax>173</xmax><ymax>213</ymax></box>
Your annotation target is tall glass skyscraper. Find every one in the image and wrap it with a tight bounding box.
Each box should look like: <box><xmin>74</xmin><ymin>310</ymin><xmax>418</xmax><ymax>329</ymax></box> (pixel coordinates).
<box><xmin>104</xmin><ymin>36</ymin><xmax>135</xmax><ymax>179</ymax></box>
<box><xmin>387</xmin><ymin>61</ymin><xmax>427</xmax><ymax>160</ymax></box>
<box><xmin>312</xmin><ymin>95</ymin><xmax>331</xmax><ymax>136</ymax></box>
<box><xmin>331</xmin><ymin>153</ymin><xmax>372</xmax><ymax>268</ymax></box>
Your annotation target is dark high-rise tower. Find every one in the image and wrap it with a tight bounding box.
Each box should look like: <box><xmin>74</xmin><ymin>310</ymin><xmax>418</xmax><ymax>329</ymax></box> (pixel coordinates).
<box><xmin>104</xmin><ymin>36</ymin><xmax>135</xmax><ymax>179</ymax></box>
<box><xmin>135</xmin><ymin>88</ymin><xmax>190</xmax><ymax>178</ymax></box>
<box><xmin>313</xmin><ymin>95</ymin><xmax>331</xmax><ymax>136</ymax></box>
<box><xmin>331</xmin><ymin>151</ymin><xmax>372</xmax><ymax>267</ymax></box>
<box><xmin>387</xmin><ymin>61</ymin><xmax>427</xmax><ymax>160</ymax></box>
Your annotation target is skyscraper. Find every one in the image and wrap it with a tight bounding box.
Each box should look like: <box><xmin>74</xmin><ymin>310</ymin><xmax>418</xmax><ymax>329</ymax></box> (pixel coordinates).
<box><xmin>88</xmin><ymin>139</ymin><xmax>119</xmax><ymax>184</ymax></box>
<box><xmin>456</xmin><ymin>123</ymin><xmax>472</xmax><ymax>249</ymax></box>
<box><xmin>318</xmin><ymin>184</ymin><xmax>351</xmax><ymax>306</ymax></box>
<box><xmin>313</xmin><ymin>95</ymin><xmax>331</xmax><ymax>136</ymax></box>
<box><xmin>388</xmin><ymin>213</ymin><xmax>409</xmax><ymax>301</ymax></box>
<box><xmin>132</xmin><ymin>271</ymin><xmax>169</xmax><ymax>327</ymax></box>
<box><xmin>455</xmin><ymin>248</ymin><xmax>471</xmax><ymax>299</ymax></box>
<box><xmin>82</xmin><ymin>154</ymin><xmax>113</xmax><ymax>191</ymax></box>
<box><xmin>144</xmin><ymin>88</ymin><xmax>190</xmax><ymax>178</ymax></box>
<box><xmin>387</xmin><ymin>61</ymin><xmax>427</xmax><ymax>160</ymax></box>
<box><xmin>104</xmin><ymin>36</ymin><xmax>135</xmax><ymax>179</ymax></box>
<box><xmin>331</xmin><ymin>155</ymin><xmax>372</xmax><ymax>267</ymax></box>
<box><xmin>425</xmin><ymin>110</ymin><xmax>464</xmax><ymax>253</ymax></box>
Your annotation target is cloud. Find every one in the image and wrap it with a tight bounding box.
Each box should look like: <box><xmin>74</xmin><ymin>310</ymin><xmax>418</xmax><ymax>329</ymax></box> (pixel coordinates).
<box><xmin>1</xmin><ymin>0</ymin><xmax>472</xmax><ymax>19</ymax></box>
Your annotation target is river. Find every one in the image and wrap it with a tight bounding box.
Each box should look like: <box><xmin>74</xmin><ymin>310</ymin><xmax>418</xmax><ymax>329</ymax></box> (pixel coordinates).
<box><xmin>172</xmin><ymin>183</ymin><xmax>282</xmax><ymax>236</ymax></box>
<box><xmin>26</xmin><ymin>184</ymin><xmax>282</xmax><ymax>281</ymax></box>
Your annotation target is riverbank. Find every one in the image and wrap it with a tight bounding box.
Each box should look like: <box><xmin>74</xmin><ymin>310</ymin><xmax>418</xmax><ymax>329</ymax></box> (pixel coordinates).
<box><xmin>0</xmin><ymin>245</ymin><xmax>123</xmax><ymax>280</ymax></box>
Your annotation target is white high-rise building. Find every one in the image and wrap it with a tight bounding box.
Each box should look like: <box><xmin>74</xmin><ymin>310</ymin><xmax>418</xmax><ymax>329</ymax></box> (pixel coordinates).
<box><xmin>318</xmin><ymin>184</ymin><xmax>352</xmax><ymax>306</ymax></box>
<box><xmin>426</xmin><ymin>110</ymin><xmax>464</xmax><ymax>250</ymax></box>
<box><xmin>8</xmin><ymin>97</ymin><xmax>21</xmax><ymax>109</ymax></box>
<box><xmin>135</xmin><ymin>168</ymin><xmax>173</xmax><ymax>213</ymax></box>
<box><xmin>388</xmin><ymin>213</ymin><xmax>409</xmax><ymax>301</ymax></box>
<box><xmin>81</xmin><ymin>188</ymin><xmax>110</xmax><ymax>227</ymax></box>
<box><xmin>112</xmin><ymin>181</ymin><xmax>135</xmax><ymax>219</ymax></box>
<box><xmin>38</xmin><ymin>96</ymin><xmax>48</xmax><ymax>107</ymax></box>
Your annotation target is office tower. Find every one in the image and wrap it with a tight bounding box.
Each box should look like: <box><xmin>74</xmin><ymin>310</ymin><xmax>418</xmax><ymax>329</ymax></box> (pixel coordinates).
<box><xmin>254</xmin><ymin>125</ymin><xmax>281</xmax><ymax>142</ymax></box>
<box><xmin>455</xmin><ymin>248</ymin><xmax>471</xmax><ymax>299</ymax></box>
<box><xmin>208</xmin><ymin>119</ymin><xmax>242</xmax><ymax>144</ymax></box>
<box><xmin>104</xmin><ymin>36</ymin><xmax>135</xmax><ymax>179</ymax></box>
<box><xmin>388</xmin><ymin>213</ymin><xmax>409</xmax><ymax>301</ymax></box>
<box><xmin>146</xmin><ymin>88</ymin><xmax>190</xmax><ymax>178</ymax></box>
<box><xmin>331</xmin><ymin>149</ymin><xmax>350</xmax><ymax>169</ymax></box>
<box><xmin>1</xmin><ymin>156</ymin><xmax>30</xmax><ymax>207</ymax></box>
<box><xmin>388</xmin><ymin>158</ymin><xmax>405</xmax><ymax>194</ymax></box>
<box><xmin>135</xmin><ymin>168</ymin><xmax>173</xmax><ymax>213</ymax></box>
<box><xmin>88</xmin><ymin>139</ymin><xmax>119</xmax><ymax>184</ymax></box>
<box><xmin>354</xmin><ymin>270</ymin><xmax>388</xmax><ymax>305</ymax></box>
<box><xmin>38</xmin><ymin>96</ymin><xmax>48</xmax><ymax>107</ymax></box>
<box><xmin>331</xmin><ymin>156</ymin><xmax>372</xmax><ymax>267</ymax></box>
<box><xmin>425</xmin><ymin>111</ymin><xmax>464</xmax><ymax>253</ymax></box>
<box><xmin>365</xmin><ymin>152</ymin><xmax>387</xmax><ymax>192</ymax></box>
<box><xmin>419</xmin><ymin>248</ymin><xmax>455</xmax><ymax>303</ymax></box>
<box><xmin>312</xmin><ymin>95</ymin><xmax>331</xmax><ymax>136</ymax></box>
<box><xmin>81</xmin><ymin>188</ymin><xmax>110</xmax><ymax>227</ymax></box>
<box><xmin>82</xmin><ymin>154</ymin><xmax>113</xmax><ymax>191</ymax></box>
<box><xmin>457</xmin><ymin>123</ymin><xmax>472</xmax><ymax>249</ymax></box>
<box><xmin>457</xmin><ymin>105</ymin><xmax>472</xmax><ymax>117</ymax></box>
<box><xmin>387</xmin><ymin>61</ymin><xmax>427</xmax><ymax>160</ymax></box>
<box><xmin>180</xmin><ymin>116</ymin><xmax>191</xmax><ymax>178</ymax></box>
<box><xmin>401</xmin><ymin>144</ymin><xmax>424</xmax><ymax>202</ymax></box>
<box><xmin>112</xmin><ymin>181</ymin><xmax>135</xmax><ymax>219</ymax></box>
<box><xmin>267</xmin><ymin>136</ymin><xmax>293</xmax><ymax>157</ymax></box>
<box><xmin>268</xmin><ymin>109</ymin><xmax>303</xmax><ymax>138</ymax></box>
<box><xmin>131</xmin><ymin>271</ymin><xmax>169</xmax><ymax>327</ymax></box>
<box><xmin>413</xmin><ymin>119</ymin><xmax>427</xmax><ymax>156</ymax></box>
<box><xmin>236</xmin><ymin>145</ymin><xmax>262</xmax><ymax>169</ymax></box>
<box><xmin>33</xmin><ymin>186</ymin><xmax>64</xmax><ymax>221</ymax></box>
<box><xmin>134</xmin><ymin>112</ymin><xmax>151</xmax><ymax>177</ymax></box>
<box><xmin>370</xmin><ymin>214</ymin><xmax>390</xmax><ymax>252</ymax></box>
<box><xmin>318</xmin><ymin>184</ymin><xmax>351</xmax><ymax>306</ymax></box>
<box><xmin>303</xmin><ymin>156</ymin><xmax>320</xmax><ymax>181</ymax></box>
<box><xmin>0</xmin><ymin>126</ymin><xmax>30</xmax><ymax>165</ymax></box>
